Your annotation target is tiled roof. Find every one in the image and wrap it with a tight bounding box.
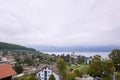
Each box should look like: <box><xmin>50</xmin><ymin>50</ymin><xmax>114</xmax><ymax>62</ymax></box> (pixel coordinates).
<box><xmin>0</xmin><ymin>64</ymin><xmax>17</xmax><ymax>79</ymax></box>
<box><xmin>36</xmin><ymin>64</ymin><xmax>58</xmax><ymax>74</ymax></box>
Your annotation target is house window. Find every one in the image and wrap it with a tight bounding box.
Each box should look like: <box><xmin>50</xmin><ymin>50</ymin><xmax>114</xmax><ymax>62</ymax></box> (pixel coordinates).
<box><xmin>37</xmin><ymin>73</ymin><xmax>41</xmax><ymax>78</ymax></box>
<box><xmin>44</xmin><ymin>71</ymin><xmax>47</xmax><ymax>80</ymax></box>
<box><xmin>38</xmin><ymin>74</ymin><xmax>40</xmax><ymax>76</ymax></box>
<box><xmin>48</xmin><ymin>71</ymin><xmax>50</xmax><ymax>73</ymax></box>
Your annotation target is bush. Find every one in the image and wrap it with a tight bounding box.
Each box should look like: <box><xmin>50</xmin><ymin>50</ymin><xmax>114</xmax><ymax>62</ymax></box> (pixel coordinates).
<box><xmin>66</xmin><ymin>72</ymin><xmax>76</xmax><ymax>80</ymax></box>
<box><xmin>13</xmin><ymin>65</ymin><xmax>23</xmax><ymax>74</ymax></box>
<box><xmin>103</xmin><ymin>77</ymin><xmax>111</xmax><ymax>80</ymax></box>
<box><xmin>74</xmin><ymin>69</ymin><xmax>82</xmax><ymax>77</ymax></box>
<box><xmin>12</xmin><ymin>74</ymin><xmax>37</xmax><ymax>80</ymax></box>
<box><xmin>49</xmin><ymin>74</ymin><xmax>55</xmax><ymax>80</ymax></box>
<box><xmin>115</xmin><ymin>72</ymin><xmax>120</xmax><ymax>80</ymax></box>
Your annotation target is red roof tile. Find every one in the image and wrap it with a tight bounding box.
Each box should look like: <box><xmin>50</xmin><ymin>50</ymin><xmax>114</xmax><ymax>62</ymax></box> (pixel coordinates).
<box><xmin>0</xmin><ymin>64</ymin><xmax>17</xmax><ymax>79</ymax></box>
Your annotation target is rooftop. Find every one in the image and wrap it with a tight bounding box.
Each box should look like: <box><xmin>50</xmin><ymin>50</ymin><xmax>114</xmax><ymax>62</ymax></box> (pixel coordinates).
<box><xmin>0</xmin><ymin>64</ymin><xmax>17</xmax><ymax>79</ymax></box>
<box><xmin>36</xmin><ymin>64</ymin><xmax>58</xmax><ymax>74</ymax></box>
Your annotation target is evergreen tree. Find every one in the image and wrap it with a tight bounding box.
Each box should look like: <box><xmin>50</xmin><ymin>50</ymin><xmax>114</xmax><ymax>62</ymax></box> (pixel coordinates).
<box><xmin>13</xmin><ymin>64</ymin><xmax>23</xmax><ymax>74</ymax></box>
<box><xmin>49</xmin><ymin>74</ymin><xmax>55</xmax><ymax>80</ymax></box>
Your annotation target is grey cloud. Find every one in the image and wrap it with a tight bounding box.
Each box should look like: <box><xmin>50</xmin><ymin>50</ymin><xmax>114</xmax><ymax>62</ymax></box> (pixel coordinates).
<box><xmin>0</xmin><ymin>0</ymin><xmax>120</xmax><ymax>46</ymax></box>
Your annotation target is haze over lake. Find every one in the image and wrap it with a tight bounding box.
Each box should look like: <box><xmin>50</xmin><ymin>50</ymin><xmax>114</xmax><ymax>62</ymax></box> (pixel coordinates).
<box><xmin>44</xmin><ymin>52</ymin><xmax>110</xmax><ymax>58</ymax></box>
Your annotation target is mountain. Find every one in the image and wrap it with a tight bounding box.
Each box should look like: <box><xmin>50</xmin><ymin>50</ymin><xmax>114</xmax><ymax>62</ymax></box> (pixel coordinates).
<box><xmin>0</xmin><ymin>42</ymin><xmax>36</xmax><ymax>51</ymax></box>
<box><xmin>31</xmin><ymin>45</ymin><xmax>120</xmax><ymax>52</ymax></box>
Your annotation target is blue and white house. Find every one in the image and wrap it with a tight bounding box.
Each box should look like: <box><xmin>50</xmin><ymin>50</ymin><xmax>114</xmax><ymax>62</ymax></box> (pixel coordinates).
<box><xmin>36</xmin><ymin>64</ymin><xmax>60</xmax><ymax>80</ymax></box>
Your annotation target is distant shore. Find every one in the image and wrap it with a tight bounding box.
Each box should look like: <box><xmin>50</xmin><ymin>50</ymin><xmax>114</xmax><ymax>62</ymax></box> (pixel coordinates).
<box><xmin>43</xmin><ymin>52</ymin><xmax>110</xmax><ymax>58</ymax></box>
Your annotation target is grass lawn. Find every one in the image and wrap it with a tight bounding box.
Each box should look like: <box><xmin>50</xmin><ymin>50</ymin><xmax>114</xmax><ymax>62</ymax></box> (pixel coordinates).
<box><xmin>13</xmin><ymin>74</ymin><xmax>37</xmax><ymax>80</ymax></box>
<box><xmin>67</xmin><ymin>64</ymin><xmax>89</xmax><ymax>75</ymax></box>
<box><xmin>67</xmin><ymin>65</ymin><xmax>89</xmax><ymax>70</ymax></box>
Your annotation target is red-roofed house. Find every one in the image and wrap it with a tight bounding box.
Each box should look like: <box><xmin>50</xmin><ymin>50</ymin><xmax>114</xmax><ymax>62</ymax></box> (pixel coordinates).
<box><xmin>0</xmin><ymin>64</ymin><xmax>17</xmax><ymax>80</ymax></box>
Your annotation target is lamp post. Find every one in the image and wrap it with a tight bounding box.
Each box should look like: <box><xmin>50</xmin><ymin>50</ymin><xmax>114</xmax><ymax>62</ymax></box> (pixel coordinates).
<box><xmin>102</xmin><ymin>72</ymin><xmax>104</xmax><ymax>80</ymax></box>
<box><xmin>112</xmin><ymin>72</ymin><xmax>115</xmax><ymax>80</ymax></box>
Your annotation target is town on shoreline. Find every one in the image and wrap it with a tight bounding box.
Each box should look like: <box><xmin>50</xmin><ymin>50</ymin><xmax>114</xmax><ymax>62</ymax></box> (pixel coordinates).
<box><xmin>0</xmin><ymin>49</ymin><xmax>120</xmax><ymax>80</ymax></box>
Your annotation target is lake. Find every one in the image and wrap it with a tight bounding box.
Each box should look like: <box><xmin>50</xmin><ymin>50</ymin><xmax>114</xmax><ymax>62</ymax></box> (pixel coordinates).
<box><xmin>43</xmin><ymin>52</ymin><xmax>110</xmax><ymax>58</ymax></box>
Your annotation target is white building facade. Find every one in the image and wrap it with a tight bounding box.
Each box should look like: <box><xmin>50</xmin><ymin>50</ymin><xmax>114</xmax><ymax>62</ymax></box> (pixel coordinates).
<box><xmin>36</xmin><ymin>64</ymin><xmax>60</xmax><ymax>80</ymax></box>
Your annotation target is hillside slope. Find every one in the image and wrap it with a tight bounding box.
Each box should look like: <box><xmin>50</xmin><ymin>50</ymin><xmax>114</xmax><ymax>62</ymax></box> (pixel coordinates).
<box><xmin>0</xmin><ymin>42</ymin><xmax>36</xmax><ymax>51</ymax></box>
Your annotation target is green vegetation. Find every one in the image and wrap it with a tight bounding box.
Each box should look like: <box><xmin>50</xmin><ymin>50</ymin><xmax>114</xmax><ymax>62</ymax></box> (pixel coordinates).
<box><xmin>68</xmin><ymin>65</ymin><xmax>89</xmax><ymax>77</ymax></box>
<box><xmin>57</xmin><ymin>58</ymin><xmax>77</xmax><ymax>80</ymax></box>
<box><xmin>0</xmin><ymin>42</ymin><xmax>36</xmax><ymax>51</ymax></box>
<box><xmin>89</xmin><ymin>55</ymin><xmax>102</xmax><ymax>77</ymax></box>
<box><xmin>57</xmin><ymin>58</ymin><xmax>67</xmax><ymax>80</ymax></box>
<box><xmin>66</xmin><ymin>72</ymin><xmax>76</xmax><ymax>80</ymax></box>
<box><xmin>12</xmin><ymin>74</ymin><xmax>37</xmax><ymax>80</ymax></box>
<box><xmin>88</xmin><ymin>55</ymin><xmax>115</xmax><ymax>80</ymax></box>
<box><xmin>115</xmin><ymin>72</ymin><xmax>120</xmax><ymax>80</ymax></box>
<box><xmin>13</xmin><ymin>65</ymin><xmax>23</xmax><ymax>74</ymax></box>
<box><xmin>109</xmin><ymin>49</ymin><xmax>120</xmax><ymax>72</ymax></box>
<box><xmin>60</xmin><ymin>54</ymin><xmax>85</xmax><ymax>65</ymax></box>
<box><xmin>108</xmin><ymin>49</ymin><xmax>120</xmax><ymax>80</ymax></box>
<box><xmin>68</xmin><ymin>65</ymin><xmax>89</xmax><ymax>70</ymax></box>
<box><xmin>0</xmin><ymin>42</ymin><xmax>42</xmax><ymax>55</ymax></box>
<box><xmin>1</xmin><ymin>42</ymin><xmax>120</xmax><ymax>80</ymax></box>
<box><xmin>8</xmin><ymin>50</ymin><xmax>40</xmax><ymax>54</ymax></box>
<box><xmin>49</xmin><ymin>74</ymin><xmax>55</xmax><ymax>80</ymax></box>
<box><xmin>74</xmin><ymin>69</ymin><xmax>82</xmax><ymax>77</ymax></box>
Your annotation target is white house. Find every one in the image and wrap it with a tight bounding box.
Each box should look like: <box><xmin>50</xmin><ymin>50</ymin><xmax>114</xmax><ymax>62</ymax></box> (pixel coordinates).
<box><xmin>36</xmin><ymin>64</ymin><xmax>60</xmax><ymax>80</ymax></box>
<box><xmin>85</xmin><ymin>57</ymin><xmax>92</xmax><ymax>65</ymax></box>
<box><xmin>71</xmin><ymin>52</ymin><xmax>78</xmax><ymax>59</ymax></box>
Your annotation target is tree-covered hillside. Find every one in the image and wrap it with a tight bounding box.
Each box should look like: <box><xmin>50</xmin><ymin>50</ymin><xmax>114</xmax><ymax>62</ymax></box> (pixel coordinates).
<box><xmin>0</xmin><ymin>42</ymin><xmax>36</xmax><ymax>51</ymax></box>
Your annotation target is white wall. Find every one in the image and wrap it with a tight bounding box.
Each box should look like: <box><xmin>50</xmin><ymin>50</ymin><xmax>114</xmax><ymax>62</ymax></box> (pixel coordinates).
<box><xmin>36</xmin><ymin>67</ymin><xmax>60</xmax><ymax>80</ymax></box>
<box><xmin>52</xmin><ymin>72</ymin><xmax>60</xmax><ymax>80</ymax></box>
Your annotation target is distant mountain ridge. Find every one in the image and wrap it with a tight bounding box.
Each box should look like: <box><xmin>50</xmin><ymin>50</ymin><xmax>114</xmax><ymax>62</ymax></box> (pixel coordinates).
<box><xmin>0</xmin><ymin>42</ymin><xmax>36</xmax><ymax>51</ymax></box>
<box><xmin>32</xmin><ymin>45</ymin><xmax>120</xmax><ymax>52</ymax></box>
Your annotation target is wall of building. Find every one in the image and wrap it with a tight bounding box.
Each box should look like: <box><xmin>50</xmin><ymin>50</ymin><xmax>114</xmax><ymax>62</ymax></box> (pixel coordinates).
<box><xmin>36</xmin><ymin>67</ymin><xmax>59</xmax><ymax>80</ymax></box>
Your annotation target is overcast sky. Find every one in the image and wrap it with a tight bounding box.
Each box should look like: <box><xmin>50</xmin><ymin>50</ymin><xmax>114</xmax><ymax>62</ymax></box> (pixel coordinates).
<box><xmin>0</xmin><ymin>0</ymin><xmax>120</xmax><ymax>47</ymax></box>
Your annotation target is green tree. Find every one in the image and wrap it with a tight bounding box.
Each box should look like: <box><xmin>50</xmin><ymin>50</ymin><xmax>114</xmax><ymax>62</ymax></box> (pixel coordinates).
<box><xmin>101</xmin><ymin>59</ymin><xmax>115</xmax><ymax>77</ymax></box>
<box><xmin>57</xmin><ymin>58</ymin><xmax>67</xmax><ymax>80</ymax></box>
<box><xmin>114</xmin><ymin>72</ymin><xmax>120</xmax><ymax>80</ymax></box>
<box><xmin>66</xmin><ymin>72</ymin><xmax>76</xmax><ymax>80</ymax></box>
<box><xmin>89</xmin><ymin>55</ymin><xmax>115</xmax><ymax>79</ymax></box>
<box><xmin>24</xmin><ymin>57</ymin><xmax>33</xmax><ymax>66</ymax></box>
<box><xmin>13</xmin><ymin>65</ymin><xmax>23</xmax><ymax>74</ymax></box>
<box><xmin>77</xmin><ymin>55</ymin><xmax>85</xmax><ymax>64</ymax></box>
<box><xmin>79</xmin><ymin>65</ymin><xmax>89</xmax><ymax>75</ymax></box>
<box><xmin>109</xmin><ymin>49</ymin><xmax>120</xmax><ymax>72</ymax></box>
<box><xmin>49</xmin><ymin>74</ymin><xmax>55</xmax><ymax>80</ymax></box>
<box><xmin>89</xmin><ymin>55</ymin><xmax>102</xmax><ymax>77</ymax></box>
<box><xmin>74</xmin><ymin>69</ymin><xmax>82</xmax><ymax>77</ymax></box>
<box><xmin>65</xmin><ymin>54</ymin><xmax>70</xmax><ymax>63</ymax></box>
<box><xmin>28</xmin><ymin>74</ymin><xmax>37</xmax><ymax>80</ymax></box>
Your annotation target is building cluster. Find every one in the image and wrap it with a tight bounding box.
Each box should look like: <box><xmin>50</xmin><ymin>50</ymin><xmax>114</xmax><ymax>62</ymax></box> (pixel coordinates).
<box><xmin>70</xmin><ymin>52</ymin><xmax>92</xmax><ymax>65</ymax></box>
<box><xmin>15</xmin><ymin>64</ymin><xmax>60</xmax><ymax>80</ymax></box>
<box><xmin>0</xmin><ymin>51</ymin><xmax>93</xmax><ymax>80</ymax></box>
<box><xmin>0</xmin><ymin>51</ymin><xmax>16</xmax><ymax>66</ymax></box>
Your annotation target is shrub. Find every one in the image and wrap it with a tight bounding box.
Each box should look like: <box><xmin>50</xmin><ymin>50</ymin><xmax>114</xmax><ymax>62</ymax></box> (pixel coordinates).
<box><xmin>49</xmin><ymin>74</ymin><xmax>55</xmax><ymax>80</ymax></box>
